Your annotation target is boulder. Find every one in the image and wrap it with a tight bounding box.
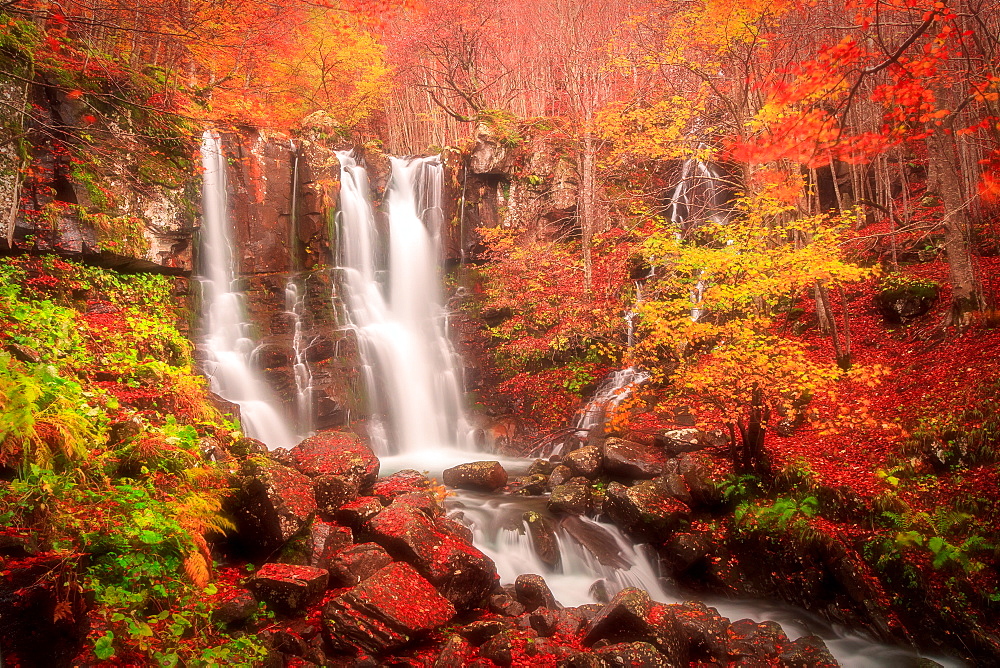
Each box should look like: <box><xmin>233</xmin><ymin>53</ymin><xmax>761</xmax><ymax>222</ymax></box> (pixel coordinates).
<box><xmin>328</xmin><ymin>543</ymin><xmax>394</xmax><ymax>587</ymax></box>
<box><xmin>778</xmin><ymin>635</ymin><xmax>839</xmax><ymax>667</ymax></box>
<box><xmin>249</xmin><ymin>563</ymin><xmax>329</xmax><ymax>614</ymax></box>
<box><xmin>657</xmin><ymin>428</ymin><xmax>707</xmax><ymax>456</ymax></box>
<box><xmin>211</xmin><ymin>588</ymin><xmax>258</xmax><ymax>625</ymax></box>
<box><xmin>548</xmin><ymin>478</ymin><xmax>592</xmax><ymax>515</ymax></box>
<box><xmin>288</xmin><ymin>431</ymin><xmax>379</xmax><ymax>487</ymax></box>
<box><xmin>367</xmin><ymin>503</ymin><xmax>497</xmax><ymax>610</ymax></box>
<box><xmin>335</xmin><ymin>496</ymin><xmax>384</xmax><ymax>528</ymax></box>
<box><xmin>371</xmin><ymin>469</ymin><xmax>431</xmax><ymax>501</ymax></box>
<box><xmin>603</xmin><ymin>480</ymin><xmax>690</xmax><ymax>534</ymax></box>
<box><xmin>442</xmin><ymin>461</ymin><xmax>509</xmax><ymax>492</ymax></box>
<box><xmin>603</xmin><ymin>438</ymin><xmax>665</xmax><ymax>479</ymax></box>
<box><xmin>434</xmin><ymin>634</ymin><xmax>473</xmax><ymax>668</ymax></box>
<box><xmin>488</xmin><ymin>592</ymin><xmax>526</xmax><ymax>617</ymax></box>
<box><xmin>323</xmin><ymin>562</ymin><xmax>456</xmax><ymax>655</ymax></box>
<box><xmin>507</xmin><ymin>474</ymin><xmax>548</xmax><ymax>496</ymax></box>
<box><xmin>459</xmin><ymin>619</ymin><xmax>507</xmax><ymax>645</ymax></box>
<box><xmin>565</xmin><ymin>446</ymin><xmax>602</xmax><ymax>478</ymax></box>
<box><xmin>585</xmin><ymin>589</ymin><xmax>685</xmax><ymax>663</ymax></box>
<box><xmin>594</xmin><ymin>642</ymin><xmax>671</xmax><ymax>666</ymax></box>
<box><xmin>727</xmin><ymin>619</ymin><xmax>789</xmax><ymax>661</ymax></box>
<box><xmin>668</xmin><ymin>601</ymin><xmax>730</xmax><ymax>661</ymax></box>
<box><xmin>392</xmin><ymin>490</ymin><xmax>444</xmax><ymax>517</ymax></box>
<box><xmin>232</xmin><ymin>458</ymin><xmax>318</xmax><ymax>551</ymax></box>
<box><xmin>303</xmin><ymin>520</ymin><xmax>353</xmax><ymax>570</ymax></box>
<box><xmin>514</xmin><ymin>574</ymin><xmax>558</xmax><ymax>612</ymax></box>
<box><xmin>480</xmin><ymin>630</ymin><xmax>515</xmax><ymax>666</ymax></box>
<box><xmin>314</xmin><ymin>473</ymin><xmax>361</xmax><ymax>515</ymax></box>
<box><xmin>678</xmin><ymin>452</ymin><xmax>726</xmax><ymax>507</ymax></box>
<box><xmin>547</xmin><ymin>464</ymin><xmax>574</xmax><ymax>490</ymax></box>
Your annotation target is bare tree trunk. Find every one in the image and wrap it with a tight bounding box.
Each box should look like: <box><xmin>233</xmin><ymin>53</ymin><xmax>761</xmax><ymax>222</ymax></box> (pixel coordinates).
<box><xmin>926</xmin><ymin>128</ymin><xmax>982</xmax><ymax>327</ymax></box>
<box><xmin>579</xmin><ymin>132</ymin><xmax>596</xmax><ymax>292</ymax></box>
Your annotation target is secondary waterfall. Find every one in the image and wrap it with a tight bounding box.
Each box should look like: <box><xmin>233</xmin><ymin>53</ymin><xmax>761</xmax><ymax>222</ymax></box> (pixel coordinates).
<box><xmin>335</xmin><ymin>153</ymin><xmax>469</xmax><ymax>454</ymax></box>
<box><xmin>197</xmin><ymin>130</ymin><xmax>296</xmax><ymax>450</ymax></box>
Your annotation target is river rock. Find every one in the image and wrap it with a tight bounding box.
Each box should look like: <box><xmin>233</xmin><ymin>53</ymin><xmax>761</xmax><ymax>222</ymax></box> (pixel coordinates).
<box><xmin>249</xmin><ymin>562</ymin><xmax>329</xmax><ymax>614</ymax></box>
<box><xmin>595</xmin><ymin>641</ymin><xmax>671</xmax><ymax>666</ymax></box>
<box><xmin>442</xmin><ymin>461</ymin><xmax>509</xmax><ymax>492</ymax></box>
<box><xmin>527</xmin><ymin>459</ymin><xmax>558</xmax><ymax>476</ymax></box>
<box><xmin>548</xmin><ymin>478</ymin><xmax>592</xmax><ymax>515</ymax></box>
<box><xmin>524</xmin><ymin>512</ymin><xmax>560</xmax><ymax>566</ymax></box>
<box><xmin>328</xmin><ymin>542</ymin><xmax>394</xmax><ymax>587</ymax></box>
<box><xmin>657</xmin><ymin>428</ymin><xmax>706</xmax><ymax>456</ymax></box>
<box><xmin>488</xmin><ymin>592</ymin><xmax>526</xmax><ymax>617</ymax></box>
<box><xmin>211</xmin><ymin>588</ymin><xmax>258</xmax><ymax>625</ymax></box>
<box><xmin>678</xmin><ymin>452</ymin><xmax>726</xmax><ymax>507</ymax></box>
<box><xmin>335</xmin><ymin>495</ymin><xmax>384</xmax><ymax>528</ymax></box>
<box><xmin>371</xmin><ymin>469</ymin><xmax>431</xmax><ymax>501</ymax></box>
<box><xmin>434</xmin><ymin>634</ymin><xmax>473</xmax><ymax>668</ymax></box>
<box><xmin>231</xmin><ymin>458</ymin><xmax>318</xmax><ymax>551</ymax></box>
<box><xmin>314</xmin><ymin>473</ymin><xmax>361</xmax><ymax>514</ymax></box>
<box><xmin>514</xmin><ymin>573</ymin><xmax>558</xmax><ymax>612</ymax></box>
<box><xmin>585</xmin><ymin>589</ymin><xmax>685</xmax><ymax>663</ymax></box>
<box><xmin>459</xmin><ymin>619</ymin><xmax>507</xmax><ymax>645</ymax></box>
<box><xmin>507</xmin><ymin>473</ymin><xmax>548</xmax><ymax>495</ymax></box>
<box><xmin>565</xmin><ymin>446</ymin><xmax>602</xmax><ymax>478</ymax></box>
<box><xmin>322</xmin><ymin>562</ymin><xmax>456</xmax><ymax>655</ymax></box>
<box><xmin>480</xmin><ymin>630</ymin><xmax>515</xmax><ymax>666</ymax></box>
<box><xmin>288</xmin><ymin>431</ymin><xmax>379</xmax><ymax>487</ymax></box>
<box><xmin>367</xmin><ymin>503</ymin><xmax>497</xmax><ymax>610</ymax></box>
<box><xmin>603</xmin><ymin>438</ymin><xmax>665</xmax><ymax>479</ymax></box>
<box><xmin>547</xmin><ymin>464</ymin><xmax>573</xmax><ymax>490</ymax></box>
<box><xmin>603</xmin><ymin>480</ymin><xmax>690</xmax><ymax>534</ymax></box>
<box><xmin>669</xmin><ymin>601</ymin><xmax>731</xmax><ymax>660</ymax></box>
<box><xmin>727</xmin><ymin>619</ymin><xmax>789</xmax><ymax>661</ymax></box>
<box><xmin>303</xmin><ymin>520</ymin><xmax>353</xmax><ymax>570</ymax></box>
<box><xmin>778</xmin><ymin>634</ymin><xmax>839</xmax><ymax>667</ymax></box>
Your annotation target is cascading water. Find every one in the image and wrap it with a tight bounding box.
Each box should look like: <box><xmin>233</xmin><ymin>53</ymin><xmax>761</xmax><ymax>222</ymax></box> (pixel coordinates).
<box><xmin>284</xmin><ymin>141</ymin><xmax>315</xmax><ymax>439</ymax></box>
<box><xmin>197</xmin><ymin>130</ymin><xmax>296</xmax><ymax>450</ymax></box>
<box><xmin>335</xmin><ymin>152</ymin><xmax>469</xmax><ymax>455</ymax></box>
<box><xmin>334</xmin><ymin>149</ymin><xmax>955</xmax><ymax>667</ymax></box>
<box><xmin>668</xmin><ymin>147</ymin><xmax>731</xmax><ymax>230</ymax></box>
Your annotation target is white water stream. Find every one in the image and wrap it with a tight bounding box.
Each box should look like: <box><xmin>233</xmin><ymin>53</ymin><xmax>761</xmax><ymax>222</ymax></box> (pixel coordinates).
<box><xmin>335</xmin><ymin>152</ymin><xmax>469</xmax><ymax>455</ymax></box>
<box><xmin>197</xmin><ymin>131</ymin><xmax>296</xmax><ymax>450</ymax></box>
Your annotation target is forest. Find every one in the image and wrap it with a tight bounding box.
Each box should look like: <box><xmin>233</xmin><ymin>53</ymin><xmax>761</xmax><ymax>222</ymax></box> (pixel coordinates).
<box><xmin>0</xmin><ymin>0</ymin><xmax>998</xmax><ymax>665</ymax></box>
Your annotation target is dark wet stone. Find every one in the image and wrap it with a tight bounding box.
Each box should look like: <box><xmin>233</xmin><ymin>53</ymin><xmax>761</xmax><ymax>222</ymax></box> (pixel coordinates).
<box><xmin>328</xmin><ymin>542</ymin><xmax>393</xmax><ymax>587</ymax></box>
<box><xmin>371</xmin><ymin>469</ymin><xmax>431</xmax><ymax>501</ymax></box>
<box><xmin>232</xmin><ymin>458</ymin><xmax>318</xmax><ymax>551</ymax></box>
<box><xmin>548</xmin><ymin>478</ymin><xmax>592</xmax><ymax>515</ymax></box>
<box><xmin>524</xmin><ymin>512</ymin><xmax>560</xmax><ymax>566</ymax></box>
<box><xmin>322</xmin><ymin>562</ymin><xmax>456</xmax><ymax>655</ymax></box>
<box><xmin>514</xmin><ymin>573</ymin><xmax>557</xmax><ymax>612</ymax></box>
<box><xmin>594</xmin><ymin>641</ymin><xmax>670</xmax><ymax>666</ymax></box>
<box><xmin>479</xmin><ymin>630</ymin><xmax>514</xmax><ymax>666</ymax></box>
<box><xmin>778</xmin><ymin>634</ymin><xmax>839</xmax><ymax>667</ymax></box>
<box><xmin>459</xmin><ymin>619</ymin><xmax>507</xmax><ymax>645</ymax></box>
<box><xmin>603</xmin><ymin>438</ymin><xmax>666</xmax><ymax>479</ymax></box>
<box><xmin>335</xmin><ymin>496</ymin><xmax>384</xmax><ymax>528</ymax></box>
<box><xmin>527</xmin><ymin>459</ymin><xmax>557</xmax><ymax>476</ymax></box>
<box><xmin>603</xmin><ymin>480</ymin><xmax>690</xmax><ymax>534</ymax></box>
<box><xmin>547</xmin><ymin>464</ymin><xmax>573</xmax><ymax>490</ymax></box>
<box><xmin>727</xmin><ymin>619</ymin><xmax>789</xmax><ymax>660</ymax></box>
<box><xmin>488</xmin><ymin>593</ymin><xmax>525</xmax><ymax>617</ymax></box>
<box><xmin>392</xmin><ymin>490</ymin><xmax>443</xmax><ymax>517</ymax></box>
<box><xmin>507</xmin><ymin>474</ymin><xmax>548</xmax><ymax>496</ymax></box>
<box><xmin>433</xmin><ymin>633</ymin><xmax>472</xmax><ymax>668</ymax></box>
<box><xmin>436</xmin><ymin>516</ymin><xmax>474</xmax><ymax>543</ymax></box>
<box><xmin>249</xmin><ymin>562</ymin><xmax>329</xmax><ymax>614</ymax></box>
<box><xmin>443</xmin><ymin>461</ymin><xmax>509</xmax><ymax>492</ymax></box>
<box><xmin>565</xmin><ymin>446</ymin><xmax>602</xmax><ymax>478</ymax></box>
<box><xmin>668</xmin><ymin>601</ymin><xmax>730</xmax><ymax>661</ymax></box>
<box><xmin>314</xmin><ymin>474</ymin><xmax>361</xmax><ymax>515</ymax></box>
<box><xmin>211</xmin><ymin>588</ymin><xmax>258</xmax><ymax>625</ymax></box>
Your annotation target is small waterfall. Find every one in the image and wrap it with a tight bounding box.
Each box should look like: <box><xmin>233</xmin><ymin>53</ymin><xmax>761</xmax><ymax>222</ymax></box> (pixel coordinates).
<box><xmin>572</xmin><ymin>367</ymin><xmax>651</xmax><ymax>440</ymax></box>
<box><xmin>284</xmin><ymin>141</ymin><xmax>315</xmax><ymax>439</ymax></box>
<box><xmin>668</xmin><ymin>148</ymin><xmax>730</xmax><ymax>230</ymax></box>
<box><xmin>197</xmin><ymin>131</ymin><xmax>296</xmax><ymax>450</ymax></box>
<box><xmin>335</xmin><ymin>152</ymin><xmax>469</xmax><ymax>454</ymax></box>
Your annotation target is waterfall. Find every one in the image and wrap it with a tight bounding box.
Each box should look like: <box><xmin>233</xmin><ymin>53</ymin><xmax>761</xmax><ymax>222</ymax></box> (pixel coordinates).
<box><xmin>667</xmin><ymin>148</ymin><xmax>730</xmax><ymax>231</ymax></box>
<box><xmin>197</xmin><ymin>130</ymin><xmax>296</xmax><ymax>450</ymax></box>
<box><xmin>335</xmin><ymin>152</ymin><xmax>469</xmax><ymax>454</ymax></box>
<box><xmin>285</xmin><ymin>141</ymin><xmax>315</xmax><ymax>439</ymax></box>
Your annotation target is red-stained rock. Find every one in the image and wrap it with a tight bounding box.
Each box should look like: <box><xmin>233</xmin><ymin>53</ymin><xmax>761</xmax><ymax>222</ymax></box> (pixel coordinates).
<box><xmin>335</xmin><ymin>495</ymin><xmax>384</xmax><ymax>528</ymax></box>
<box><xmin>603</xmin><ymin>438</ymin><xmax>666</xmax><ymax>479</ymax></box>
<box><xmin>371</xmin><ymin>469</ymin><xmax>433</xmax><ymax>501</ymax></box>
<box><xmin>434</xmin><ymin>633</ymin><xmax>473</xmax><ymax>668</ymax></box>
<box><xmin>328</xmin><ymin>543</ymin><xmax>394</xmax><ymax>587</ymax></box>
<box><xmin>594</xmin><ymin>641</ymin><xmax>671</xmax><ymax>666</ymax></box>
<box><xmin>667</xmin><ymin>601</ymin><xmax>730</xmax><ymax>660</ymax></box>
<box><xmin>249</xmin><ymin>562</ymin><xmax>329</xmax><ymax>614</ymax></box>
<box><xmin>436</xmin><ymin>515</ymin><xmax>474</xmax><ymax>543</ymax></box>
<box><xmin>304</xmin><ymin>520</ymin><xmax>353</xmax><ymax>570</ymax></box>
<box><xmin>479</xmin><ymin>630</ymin><xmax>515</xmax><ymax>666</ymax></box>
<box><xmin>233</xmin><ymin>457</ymin><xmax>318</xmax><ymax>551</ymax></box>
<box><xmin>584</xmin><ymin>589</ymin><xmax>685</xmax><ymax>664</ymax></box>
<box><xmin>323</xmin><ymin>562</ymin><xmax>456</xmax><ymax>655</ymax></box>
<box><xmin>211</xmin><ymin>588</ymin><xmax>258</xmax><ymax>625</ymax></box>
<box><xmin>488</xmin><ymin>593</ymin><xmax>526</xmax><ymax>617</ymax></box>
<box><xmin>442</xmin><ymin>461</ymin><xmax>509</xmax><ymax>492</ymax></box>
<box><xmin>392</xmin><ymin>490</ymin><xmax>443</xmax><ymax>517</ymax></box>
<box><xmin>288</xmin><ymin>431</ymin><xmax>379</xmax><ymax>487</ymax></box>
<box><xmin>367</xmin><ymin>503</ymin><xmax>497</xmax><ymax>611</ymax></box>
<box><xmin>727</xmin><ymin>619</ymin><xmax>789</xmax><ymax>661</ymax></box>
<box><xmin>459</xmin><ymin>619</ymin><xmax>507</xmax><ymax>645</ymax></box>
<box><xmin>603</xmin><ymin>480</ymin><xmax>690</xmax><ymax>534</ymax></box>
<box><xmin>314</xmin><ymin>473</ymin><xmax>361</xmax><ymax>515</ymax></box>
<box><xmin>778</xmin><ymin>634</ymin><xmax>839</xmax><ymax>667</ymax></box>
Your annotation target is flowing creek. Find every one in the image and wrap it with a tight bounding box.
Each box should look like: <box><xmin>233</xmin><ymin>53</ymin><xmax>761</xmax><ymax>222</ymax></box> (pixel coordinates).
<box><xmin>199</xmin><ymin>142</ymin><xmax>961</xmax><ymax>666</ymax></box>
